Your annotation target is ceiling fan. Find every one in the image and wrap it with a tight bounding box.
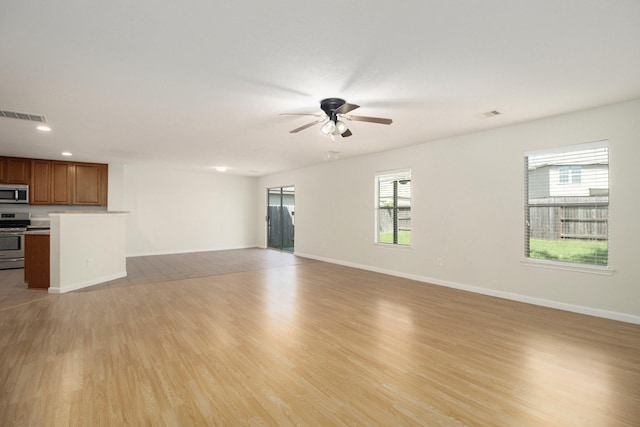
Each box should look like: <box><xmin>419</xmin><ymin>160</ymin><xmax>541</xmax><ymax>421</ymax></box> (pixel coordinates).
<box><xmin>281</xmin><ymin>98</ymin><xmax>392</xmax><ymax>139</ymax></box>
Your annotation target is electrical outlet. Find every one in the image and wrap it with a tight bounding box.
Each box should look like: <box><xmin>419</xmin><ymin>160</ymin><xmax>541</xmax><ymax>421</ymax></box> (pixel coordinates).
<box><xmin>86</xmin><ymin>258</ymin><xmax>94</xmax><ymax>267</ymax></box>
<box><xmin>436</xmin><ymin>257</ymin><xmax>443</xmax><ymax>266</ymax></box>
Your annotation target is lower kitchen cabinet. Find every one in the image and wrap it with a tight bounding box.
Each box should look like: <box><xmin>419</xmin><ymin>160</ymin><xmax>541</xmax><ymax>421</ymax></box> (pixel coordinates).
<box><xmin>24</xmin><ymin>233</ymin><xmax>50</xmax><ymax>289</ymax></box>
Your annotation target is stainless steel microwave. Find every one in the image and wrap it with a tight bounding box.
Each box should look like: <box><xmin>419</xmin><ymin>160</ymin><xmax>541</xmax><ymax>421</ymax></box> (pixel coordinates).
<box><xmin>0</xmin><ymin>184</ymin><xmax>29</xmax><ymax>204</ymax></box>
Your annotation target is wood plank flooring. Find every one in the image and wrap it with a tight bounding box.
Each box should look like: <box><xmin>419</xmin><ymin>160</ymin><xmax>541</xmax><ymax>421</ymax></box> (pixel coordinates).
<box><xmin>0</xmin><ymin>249</ymin><xmax>639</xmax><ymax>426</ymax></box>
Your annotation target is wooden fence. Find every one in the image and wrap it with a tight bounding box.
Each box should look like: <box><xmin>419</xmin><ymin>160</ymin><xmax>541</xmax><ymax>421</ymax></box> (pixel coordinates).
<box><xmin>268</xmin><ymin>206</ymin><xmax>295</xmax><ymax>249</ymax></box>
<box><xmin>378</xmin><ymin>207</ymin><xmax>411</xmax><ymax>232</ymax></box>
<box><xmin>528</xmin><ymin>197</ymin><xmax>608</xmax><ymax>240</ymax></box>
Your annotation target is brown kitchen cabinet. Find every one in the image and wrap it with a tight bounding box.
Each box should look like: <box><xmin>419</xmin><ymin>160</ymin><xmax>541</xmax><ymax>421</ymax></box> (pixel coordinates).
<box><xmin>51</xmin><ymin>161</ymin><xmax>72</xmax><ymax>204</ymax></box>
<box><xmin>29</xmin><ymin>159</ymin><xmax>108</xmax><ymax>206</ymax></box>
<box><xmin>30</xmin><ymin>159</ymin><xmax>52</xmax><ymax>204</ymax></box>
<box><xmin>0</xmin><ymin>157</ymin><xmax>31</xmax><ymax>184</ymax></box>
<box><xmin>72</xmin><ymin>162</ymin><xmax>108</xmax><ymax>205</ymax></box>
<box><xmin>24</xmin><ymin>232</ymin><xmax>50</xmax><ymax>289</ymax></box>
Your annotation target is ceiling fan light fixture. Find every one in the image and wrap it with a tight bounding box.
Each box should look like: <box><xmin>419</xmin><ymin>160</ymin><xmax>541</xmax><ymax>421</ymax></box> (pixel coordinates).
<box><xmin>320</xmin><ymin>120</ymin><xmax>336</xmax><ymax>135</ymax></box>
<box><xmin>335</xmin><ymin>120</ymin><xmax>348</xmax><ymax>135</ymax></box>
<box><xmin>283</xmin><ymin>98</ymin><xmax>392</xmax><ymax>138</ymax></box>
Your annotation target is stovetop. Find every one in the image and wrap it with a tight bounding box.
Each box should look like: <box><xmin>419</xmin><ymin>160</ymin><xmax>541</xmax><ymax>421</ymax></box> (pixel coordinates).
<box><xmin>0</xmin><ymin>212</ymin><xmax>31</xmax><ymax>230</ymax></box>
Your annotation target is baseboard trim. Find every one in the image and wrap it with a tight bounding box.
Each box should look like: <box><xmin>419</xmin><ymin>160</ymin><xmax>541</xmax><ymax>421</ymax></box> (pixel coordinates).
<box><xmin>48</xmin><ymin>271</ymin><xmax>128</xmax><ymax>294</ymax></box>
<box><xmin>294</xmin><ymin>252</ymin><xmax>640</xmax><ymax>325</ymax></box>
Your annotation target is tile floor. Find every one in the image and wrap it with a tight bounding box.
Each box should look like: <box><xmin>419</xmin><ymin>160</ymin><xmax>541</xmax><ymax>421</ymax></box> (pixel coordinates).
<box><xmin>0</xmin><ymin>248</ymin><xmax>316</xmax><ymax>310</ymax></box>
<box><xmin>0</xmin><ymin>267</ymin><xmax>51</xmax><ymax>311</ymax></box>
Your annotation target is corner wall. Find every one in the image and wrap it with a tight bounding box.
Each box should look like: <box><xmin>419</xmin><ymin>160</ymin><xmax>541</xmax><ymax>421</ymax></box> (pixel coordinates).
<box><xmin>257</xmin><ymin>99</ymin><xmax>640</xmax><ymax>322</ymax></box>
<box><xmin>49</xmin><ymin>213</ymin><xmax>127</xmax><ymax>293</ymax></box>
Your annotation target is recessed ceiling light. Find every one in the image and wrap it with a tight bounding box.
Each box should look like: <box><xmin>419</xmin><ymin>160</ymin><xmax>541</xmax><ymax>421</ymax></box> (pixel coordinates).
<box><xmin>325</xmin><ymin>151</ymin><xmax>340</xmax><ymax>161</ymax></box>
<box><xmin>37</xmin><ymin>125</ymin><xmax>51</xmax><ymax>132</ymax></box>
<box><xmin>61</xmin><ymin>152</ymin><xmax>72</xmax><ymax>156</ymax></box>
<box><xmin>214</xmin><ymin>166</ymin><xmax>228</xmax><ymax>172</ymax></box>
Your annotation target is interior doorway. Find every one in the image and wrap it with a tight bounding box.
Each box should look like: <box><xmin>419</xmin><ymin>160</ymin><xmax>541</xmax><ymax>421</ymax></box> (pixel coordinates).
<box><xmin>267</xmin><ymin>186</ymin><xmax>295</xmax><ymax>252</ymax></box>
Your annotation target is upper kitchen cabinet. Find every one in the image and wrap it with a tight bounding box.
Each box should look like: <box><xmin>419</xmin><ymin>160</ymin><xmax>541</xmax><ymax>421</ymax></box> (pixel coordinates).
<box><xmin>0</xmin><ymin>157</ymin><xmax>31</xmax><ymax>184</ymax></box>
<box><xmin>51</xmin><ymin>161</ymin><xmax>72</xmax><ymax>205</ymax></box>
<box><xmin>30</xmin><ymin>160</ymin><xmax>52</xmax><ymax>204</ymax></box>
<box><xmin>73</xmin><ymin>163</ymin><xmax>108</xmax><ymax>206</ymax></box>
<box><xmin>29</xmin><ymin>159</ymin><xmax>108</xmax><ymax>206</ymax></box>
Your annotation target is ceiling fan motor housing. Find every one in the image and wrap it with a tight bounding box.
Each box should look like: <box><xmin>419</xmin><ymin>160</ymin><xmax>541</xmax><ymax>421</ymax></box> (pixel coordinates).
<box><xmin>320</xmin><ymin>98</ymin><xmax>346</xmax><ymax>120</ymax></box>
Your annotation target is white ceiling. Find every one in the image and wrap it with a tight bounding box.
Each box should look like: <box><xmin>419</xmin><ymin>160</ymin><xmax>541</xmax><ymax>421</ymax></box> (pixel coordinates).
<box><xmin>1</xmin><ymin>1</ymin><xmax>639</xmax><ymax>176</ymax></box>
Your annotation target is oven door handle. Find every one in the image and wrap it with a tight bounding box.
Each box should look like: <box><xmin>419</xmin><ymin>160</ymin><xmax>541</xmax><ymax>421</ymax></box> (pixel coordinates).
<box><xmin>0</xmin><ymin>232</ymin><xmax>24</xmax><ymax>237</ymax></box>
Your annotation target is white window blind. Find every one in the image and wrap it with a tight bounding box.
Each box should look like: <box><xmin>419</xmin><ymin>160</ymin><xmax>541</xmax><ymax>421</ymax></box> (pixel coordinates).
<box><xmin>525</xmin><ymin>141</ymin><xmax>609</xmax><ymax>266</ymax></box>
<box><xmin>376</xmin><ymin>169</ymin><xmax>411</xmax><ymax>246</ymax></box>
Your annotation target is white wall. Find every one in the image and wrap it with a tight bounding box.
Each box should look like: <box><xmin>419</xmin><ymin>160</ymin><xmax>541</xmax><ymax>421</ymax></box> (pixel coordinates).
<box><xmin>107</xmin><ymin>163</ymin><xmax>126</xmax><ymax>211</ymax></box>
<box><xmin>123</xmin><ymin>165</ymin><xmax>258</xmax><ymax>256</ymax></box>
<box><xmin>49</xmin><ymin>212</ymin><xmax>127</xmax><ymax>293</ymax></box>
<box><xmin>257</xmin><ymin>99</ymin><xmax>640</xmax><ymax>322</ymax></box>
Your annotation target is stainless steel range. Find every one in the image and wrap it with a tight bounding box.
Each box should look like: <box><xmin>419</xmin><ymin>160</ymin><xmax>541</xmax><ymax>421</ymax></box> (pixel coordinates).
<box><xmin>0</xmin><ymin>212</ymin><xmax>30</xmax><ymax>269</ymax></box>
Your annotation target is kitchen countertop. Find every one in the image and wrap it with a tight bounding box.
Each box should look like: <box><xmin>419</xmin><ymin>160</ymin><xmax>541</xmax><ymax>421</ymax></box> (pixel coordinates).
<box><xmin>48</xmin><ymin>211</ymin><xmax>129</xmax><ymax>214</ymax></box>
<box><xmin>24</xmin><ymin>230</ymin><xmax>50</xmax><ymax>235</ymax></box>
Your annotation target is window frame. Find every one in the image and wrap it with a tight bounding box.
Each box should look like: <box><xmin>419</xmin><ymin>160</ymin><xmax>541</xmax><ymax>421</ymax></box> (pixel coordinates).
<box><xmin>375</xmin><ymin>168</ymin><xmax>412</xmax><ymax>247</ymax></box>
<box><xmin>523</xmin><ymin>140</ymin><xmax>613</xmax><ymax>275</ymax></box>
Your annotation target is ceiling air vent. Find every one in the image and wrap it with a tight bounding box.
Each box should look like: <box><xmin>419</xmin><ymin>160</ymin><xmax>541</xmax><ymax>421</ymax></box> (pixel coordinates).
<box><xmin>478</xmin><ymin>110</ymin><xmax>501</xmax><ymax>119</ymax></box>
<box><xmin>0</xmin><ymin>109</ymin><xmax>47</xmax><ymax>123</ymax></box>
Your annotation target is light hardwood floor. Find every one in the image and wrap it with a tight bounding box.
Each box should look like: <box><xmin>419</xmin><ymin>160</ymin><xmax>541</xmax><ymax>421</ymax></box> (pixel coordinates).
<box><xmin>0</xmin><ymin>249</ymin><xmax>639</xmax><ymax>426</ymax></box>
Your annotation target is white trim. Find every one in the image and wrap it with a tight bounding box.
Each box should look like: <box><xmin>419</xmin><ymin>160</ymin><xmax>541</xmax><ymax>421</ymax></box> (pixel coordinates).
<box><xmin>48</xmin><ymin>271</ymin><xmax>127</xmax><ymax>294</ymax></box>
<box><xmin>294</xmin><ymin>251</ymin><xmax>639</xmax><ymax>325</ymax></box>
<box><xmin>375</xmin><ymin>168</ymin><xmax>412</xmax><ymax>246</ymax></box>
<box><xmin>373</xmin><ymin>242</ymin><xmax>412</xmax><ymax>251</ymax></box>
<box><xmin>375</xmin><ymin>167</ymin><xmax>411</xmax><ymax>180</ymax></box>
<box><xmin>524</xmin><ymin>140</ymin><xmax>610</xmax><ymax>273</ymax></box>
<box><xmin>521</xmin><ymin>258</ymin><xmax>614</xmax><ymax>275</ymax></box>
<box><xmin>524</xmin><ymin>139</ymin><xmax>608</xmax><ymax>157</ymax></box>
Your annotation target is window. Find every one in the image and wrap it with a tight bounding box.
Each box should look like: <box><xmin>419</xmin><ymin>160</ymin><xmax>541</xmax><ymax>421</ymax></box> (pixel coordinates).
<box><xmin>558</xmin><ymin>166</ymin><xmax>570</xmax><ymax>184</ymax></box>
<box><xmin>376</xmin><ymin>169</ymin><xmax>411</xmax><ymax>246</ymax></box>
<box><xmin>571</xmin><ymin>166</ymin><xmax>582</xmax><ymax>184</ymax></box>
<box><xmin>558</xmin><ymin>165</ymin><xmax>582</xmax><ymax>184</ymax></box>
<box><xmin>525</xmin><ymin>141</ymin><xmax>609</xmax><ymax>267</ymax></box>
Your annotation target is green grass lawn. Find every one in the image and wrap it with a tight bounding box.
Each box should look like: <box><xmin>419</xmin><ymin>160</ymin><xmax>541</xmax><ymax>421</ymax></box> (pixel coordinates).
<box><xmin>529</xmin><ymin>238</ymin><xmax>608</xmax><ymax>265</ymax></box>
<box><xmin>378</xmin><ymin>231</ymin><xmax>411</xmax><ymax>245</ymax></box>
<box><xmin>376</xmin><ymin>233</ymin><xmax>606</xmax><ymax>264</ymax></box>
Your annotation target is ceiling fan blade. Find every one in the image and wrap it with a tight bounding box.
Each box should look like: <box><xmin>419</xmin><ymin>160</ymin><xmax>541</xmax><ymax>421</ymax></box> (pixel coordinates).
<box><xmin>335</xmin><ymin>102</ymin><xmax>360</xmax><ymax>114</ymax></box>
<box><xmin>289</xmin><ymin>119</ymin><xmax>324</xmax><ymax>133</ymax></box>
<box><xmin>346</xmin><ymin>115</ymin><xmax>393</xmax><ymax>125</ymax></box>
<box><xmin>341</xmin><ymin>129</ymin><xmax>353</xmax><ymax>137</ymax></box>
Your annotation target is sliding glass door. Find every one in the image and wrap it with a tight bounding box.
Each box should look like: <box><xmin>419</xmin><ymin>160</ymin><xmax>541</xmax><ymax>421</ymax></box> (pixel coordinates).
<box><xmin>267</xmin><ymin>186</ymin><xmax>295</xmax><ymax>252</ymax></box>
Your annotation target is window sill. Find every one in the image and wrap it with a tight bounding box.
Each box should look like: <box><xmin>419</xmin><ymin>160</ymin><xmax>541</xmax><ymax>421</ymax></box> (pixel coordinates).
<box><xmin>374</xmin><ymin>242</ymin><xmax>412</xmax><ymax>251</ymax></box>
<box><xmin>521</xmin><ymin>258</ymin><xmax>614</xmax><ymax>276</ymax></box>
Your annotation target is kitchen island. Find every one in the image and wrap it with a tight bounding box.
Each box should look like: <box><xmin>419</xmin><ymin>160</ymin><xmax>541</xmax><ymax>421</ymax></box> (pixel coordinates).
<box><xmin>48</xmin><ymin>211</ymin><xmax>128</xmax><ymax>293</ymax></box>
